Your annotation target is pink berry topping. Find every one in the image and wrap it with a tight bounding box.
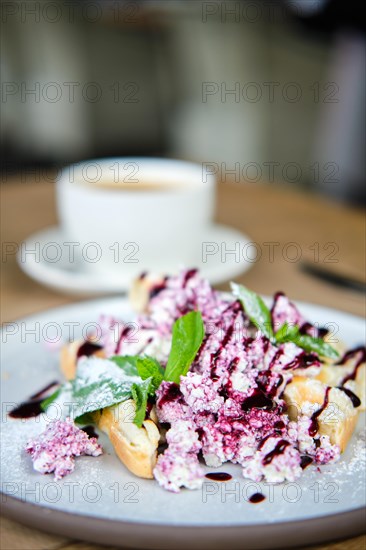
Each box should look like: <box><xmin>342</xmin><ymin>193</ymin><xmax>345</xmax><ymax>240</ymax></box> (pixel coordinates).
<box><xmin>25</xmin><ymin>418</ymin><xmax>102</xmax><ymax>480</ymax></box>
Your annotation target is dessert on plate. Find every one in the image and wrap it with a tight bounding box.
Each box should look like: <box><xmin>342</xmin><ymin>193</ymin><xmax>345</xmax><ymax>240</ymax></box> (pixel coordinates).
<box><xmin>19</xmin><ymin>270</ymin><xmax>364</xmax><ymax>492</ymax></box>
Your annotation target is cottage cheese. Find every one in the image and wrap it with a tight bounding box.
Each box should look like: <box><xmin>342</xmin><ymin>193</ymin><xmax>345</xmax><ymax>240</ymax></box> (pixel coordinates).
<box><xmin>26</xmin><ymin>418</ymin><xmax>102</xmax><ymax>480</ymax></box>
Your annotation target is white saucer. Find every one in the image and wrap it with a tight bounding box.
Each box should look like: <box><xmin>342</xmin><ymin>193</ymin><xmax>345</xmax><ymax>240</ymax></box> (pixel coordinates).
<box><xmin>17</xmin><ymin>224</ymin><xmax>254</xmax><ymax>294</ymax></box>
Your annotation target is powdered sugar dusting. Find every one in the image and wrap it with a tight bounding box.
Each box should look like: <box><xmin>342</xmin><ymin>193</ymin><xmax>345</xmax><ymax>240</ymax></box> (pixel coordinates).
<box><xmin>324</xmin><ymin>427</ymin><xmax>366</xmax><ymax>481</ymax></box>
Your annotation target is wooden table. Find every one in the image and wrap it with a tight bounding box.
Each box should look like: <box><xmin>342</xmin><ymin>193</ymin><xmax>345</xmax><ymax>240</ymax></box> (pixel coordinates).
<box><xmin>1</xmin><ymin>175</ymin><xmax>365</xmax><ymax>550</ymax></box>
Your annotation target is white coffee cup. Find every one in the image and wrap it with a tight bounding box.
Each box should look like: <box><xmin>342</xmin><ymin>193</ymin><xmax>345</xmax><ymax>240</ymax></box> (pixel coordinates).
<box><xmin>56</xmin><ymin>157</ymin><xmax>216</xmax><ymax>276</ymax></box>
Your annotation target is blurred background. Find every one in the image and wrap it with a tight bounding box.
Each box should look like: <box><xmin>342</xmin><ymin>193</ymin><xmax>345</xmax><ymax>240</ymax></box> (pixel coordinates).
<box><xmin>1</xmin><ymin>0</ymin><xmax>365</xmax><ymax>204</ymax></box>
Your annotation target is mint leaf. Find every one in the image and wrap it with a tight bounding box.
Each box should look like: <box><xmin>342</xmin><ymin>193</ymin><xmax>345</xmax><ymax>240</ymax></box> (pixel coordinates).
<box><xmin>104</xmin><ymin>356</ymin><xmax>163</xmax><ymax>426</ymax></box>
<box><xmin>131</xmin><ymin>377</ymin><xmax>153</xmax><ymax>428</ymax></box>
<box><xmin>74</xmin><ymin>412</ymin><xmax>96</xmax><ymax>425</ymax></box>
<box><xmin>275</xmin><ymin>322</ymin><xmax>299</xmax><ymax>343</ymax></box>
<box><xmin>71</xmin><ymin>379</ymin><xmax>133</xmax><ymax>422</ymax></box>
<box><xmin>136</xmin><ymin>356</ymin><xmax>164</xmax><ymax>388</ymax></box>
<box><xmin>292</xmin><ymin>334</ymin><xmax>339</xmax><ymax>360</ymax></box>
<box><xmin>164</xmin><ymin>311</ymin><xmax>205</xmax><ymax>384</ymax></box>
<box><xmin>274</xmin><ymin>322</ymin><xmax>339</xmax><ymax>359</ymax></box>
<box><xmin>231</xmin><ymin>282</ymin><xmax>274</xmax><ymax>341</ymax></box>
<box><xmin>109</xmin><ymin>355</ymin><xmax>139</xmax><ymax>376</ymax></box>
<box><xmin>41</xmin><ymin>388</ymin><xmax>61</xmax><ymax>411</ymax></box>
<box><xmin>70</xmin><ymin>357</ymin><xmax>140</xmax><ymax>422</ymax></box>
<box><xmin>41</xmin><ymin>357</ymin><xmax>160</xmax><ymax>428</ymax></box>
<box><xmin>230</xmin><ymin>284</ymin><xmax>338</xmax><ymax>359</ymax></box>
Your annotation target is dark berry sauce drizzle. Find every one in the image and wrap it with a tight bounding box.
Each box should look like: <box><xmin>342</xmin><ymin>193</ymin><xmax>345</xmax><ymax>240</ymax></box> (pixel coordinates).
<box><xmin>262</xmin><ymin>440</ymin><xmax>290</xmax><ymax>465</ymax></box>
<box><xmin>8</xmin><ymin>381</ymin><xmax>60</xmax><ymax>419</ymax></box>
<box><xmin>249</xmin><ymin>493</ymin><xmax>266</xmax><ymax>503</ymax></box>
<box><xmin>77</xmin><ymin>341</ymin><xmax>103</xmax><ymax>358</ymax></box>
<box><xmin>205</xmin><ymin>472</ymin><xmax>232</xmax><ymax>481</ymax></box>
<box><xmin>242</xmin><ymin>391</ymin><xmax>274</xmax><ymax>412</ymax></box>
<box><xmin>339</xmin><ymin>347</ymin><xmax>366</xmax><ymax>385</ymax></box>
<box><xmin>284</xmin><ymin>352</ymin><xmax>319</xmax><ymax>371</ymax></box>
<box><xmin>149</xmin><ymin>283</ymin><xmax>166</xmax><ymax>300</ymax></box>
<box><xmin>300</xmin><ymin>456</ymin><xmax>313</xmax><ymax>469</ymax></box>
<box><xmin>210</xmin><ymin>325</ymin><xmax>234</xmax><ymax>380</ymax></box>
<box><xmin>114</xmin><ymin>325</ymin><xmax>131</xmax><ymax>354</ymax></box>
<box><xmin>308</xmin><ymin>387</ymin><xmax>331</xmax><ymax>437</ymax></box>
<box><xmin>257</xmin><ymin>371</ymin><xmax>284</xmax><ymax>397</ymax></box>
<box><xmin>182</xmin><ymin>269</ymin><xmax>198</xmax><ymax>288</ymax></box>
<box><xmin>81</xmin><ymin>425</ymin><xmax>99</xmax><ymax>439</ymax></box>
<box><xmin>158</xmin><ymin>383</ymin><xmax>183</xmax><ymax>407</ymax></box>
<box><xmin>337</xmin><ymin>386</ymin><xmax>361</xmax><ymax>408</ymax></box>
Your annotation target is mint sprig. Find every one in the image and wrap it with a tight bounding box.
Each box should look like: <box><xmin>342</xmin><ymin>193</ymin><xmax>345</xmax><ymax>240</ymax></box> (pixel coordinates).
<box><xmin>275</xmin><ymin>322</ymin><xmax>339</xmax><ymax>359</ymax></box>
<box><xmin>115</xmin><ymin>312</ymin><xmax>204</xmax><ymax>421</ymax></box>
<box><xmin>274</xmin><ymin>322</ymin><xmax>299</xmax><ymax>343</ymax></box>
<box><xmin>231</xmin><ymin>282</ymin><xmax>274</xmax><ymax>341</ymax></box>
<box><xmin>164</xmin><ymin>311</ymin><xmax>205</xmax><ymax>384</ymax></box>
<box><xmin>231</xmin><ymin>283</ymin><xmax>339</xmax><ymax>360</ymax></box>
<box><xmin>293</xmin><ymin>333</ymin><xmax>339</xmax><ymax>360</ymax></box>
<box><xmin>43</xmin><ymin>312</ymin><xmax>205</xmax><ymax>428</ymax></box>
<box><xmin>41</xmin><ymin>359</ymin><xmax>138</xmax><ymax>422</ymax></box>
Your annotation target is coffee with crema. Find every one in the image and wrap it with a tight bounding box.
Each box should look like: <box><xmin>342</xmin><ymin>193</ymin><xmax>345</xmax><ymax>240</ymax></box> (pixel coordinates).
<box><xmin>77</xmin><ymin>178</ymin><xmax>189</xmax><ymax>192</ymax></box>
<box><xmin>58</xmin><ymin>157</ymin><xmax>215</xmax><ymax>276</ymax></box>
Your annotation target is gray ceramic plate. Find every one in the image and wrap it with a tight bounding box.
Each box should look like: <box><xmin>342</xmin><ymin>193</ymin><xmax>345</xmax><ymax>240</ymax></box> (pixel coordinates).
<box><xmin>1</xmin><ymin>297</ymin><xmax>365</xmax><ymax>549</ymax></box>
